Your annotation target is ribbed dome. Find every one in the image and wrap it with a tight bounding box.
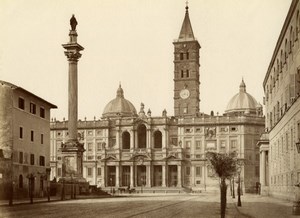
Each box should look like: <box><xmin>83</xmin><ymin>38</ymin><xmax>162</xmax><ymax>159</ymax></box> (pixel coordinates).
<box><xmin>102</xmin><ymin>84</ymin><xmax>137</xmax><ymax>118</ymax></box>
<box><xmin>225</xmin><ymin>79</ymin><xmax>258</xmax><ymax>114</ymax></box>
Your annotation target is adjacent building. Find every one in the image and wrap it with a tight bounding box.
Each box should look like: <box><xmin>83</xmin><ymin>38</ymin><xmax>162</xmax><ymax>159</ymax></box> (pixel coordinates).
<box><xmin>0</xmin><ymin>80</ymin><xmax>57</xmax><ymax>199</ymax></box>
<box><xmin>50</xmin><ymin>5</ymin><xmax>265</xmax><ymax>193</ymax></box>
<box><xmin>261</xmin><ymin>0</ymin><xmax>300</xmax><ymax>201</ymax></box>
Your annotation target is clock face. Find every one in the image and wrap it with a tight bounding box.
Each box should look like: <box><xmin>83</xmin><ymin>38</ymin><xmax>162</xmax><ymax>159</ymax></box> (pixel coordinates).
<box><xmin>180</xmin><ymin>89</ymin><xmax>190</xmax><ymax>99</ymax></box>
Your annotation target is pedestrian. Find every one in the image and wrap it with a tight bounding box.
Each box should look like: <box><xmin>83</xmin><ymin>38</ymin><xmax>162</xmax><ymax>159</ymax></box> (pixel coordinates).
<box><xmin>255</xmin><ymin>182</ymin><xmax>261</xmax><ymax>194</ymax></box>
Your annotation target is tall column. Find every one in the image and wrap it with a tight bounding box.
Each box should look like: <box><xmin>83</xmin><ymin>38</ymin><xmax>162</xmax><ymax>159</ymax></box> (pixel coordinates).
<box><xmin>147</xmin><ymin>165</ymin><xmax>151</xmax><ymax>187</ymax></box>
<box><xmin>130</xmin><ymin>165</ymin><xmax>134</xmax><ymax>188</ymax></box>
<box><xmin>177</xmin><ymin>165</ymin><xmax>182</xmax><ymax>187</ymax></box>
<box><xmin>116</xmin><ymin>165</ymin><xmax>120</xmax><ymax>187</ymax></box>
<box><xmin>63</xmin><ymin>16</ymin><xmax>84</xmax><ymax>142</ymax></box>
<box><xmin>261</xmin><ymin>151</ymin><xmax>266</xmax><ymax>186</ymax></box>
<box><xmin>116</xmin><ymin>126</ymin><xmax>120</xmax><ymax>149</ymax></box>
<box><xmin>130</xmin><ymin>130</ymin><xmax>134</xmax><ymax>150</ymax></box>
<box><xmin>102</xmin><ymin>163</ymin><xmax>106</xmax><ymax>187</ymax></box>
<box><xmin>162</xmin><ymin>164</ymin><xmax>166</xmax><ymax>187</ymax></box>
<box><xmin>61</xmin><ymin>15</ymin><xmax>85</xmax><ymax>181</ymax></box>
<box><xmin>147</xmin><ymin>129</ymin><xmax>151</xmax><ymax>149</ymax></box>
<box><xmin>191</xmin><ymin>165</ymin><xmax>195</xmax><ymax>186</ymax></box>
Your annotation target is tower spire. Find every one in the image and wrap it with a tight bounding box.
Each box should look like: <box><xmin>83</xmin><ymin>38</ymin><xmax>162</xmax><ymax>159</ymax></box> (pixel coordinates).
<box><xmin>178</xmin><ymin>1</ymin><xmax>195</xmax><ymax>42</ymax></box>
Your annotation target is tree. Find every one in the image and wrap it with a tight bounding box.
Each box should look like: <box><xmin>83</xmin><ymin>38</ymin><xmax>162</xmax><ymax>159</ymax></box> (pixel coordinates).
<box><xmin>206</xmin><ymin>152</ymin><xmax>237</xmax><ymax>218</ymax></box>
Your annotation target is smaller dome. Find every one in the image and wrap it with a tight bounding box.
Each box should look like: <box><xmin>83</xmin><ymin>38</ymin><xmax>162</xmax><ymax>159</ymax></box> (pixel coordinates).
<box><xmin>225</xmin><ymin>79</ymin><xmax>258</xmax><ymax>115</ymax></box>
<box><xmin>102</xmin><ymin>84</ymin><xmax>137</xmax><ymax>118</ymax></box>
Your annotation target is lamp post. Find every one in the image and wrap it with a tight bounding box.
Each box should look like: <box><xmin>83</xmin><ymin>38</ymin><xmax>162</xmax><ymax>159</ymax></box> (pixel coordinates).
<box><xmin>70</xmin><ymin>174</ymin><xmax>74</xmax><ymax>199</ymax></box>
<box><xmin>237</xmin><ymin>167</ymin><xmax>242</xmax><ymax>207</ymax></box>
<box><xmin>141</xmin><ymin>177</ymin><xmax>144</xmax><ymax>194</ymax></box>
<box><xmin>232</xmin><ymin>177</ymin><xmax>235</xmax><ymax>199</ymax></box>
<box><xmin>61</xmin><ymin>178</ymin><xmax>65</xmax><ymax>201</ymax></box>
<box><xmin>110</xmin><ymin>177</ymin><xmax>113</xmax><ymax>195</ymax></box>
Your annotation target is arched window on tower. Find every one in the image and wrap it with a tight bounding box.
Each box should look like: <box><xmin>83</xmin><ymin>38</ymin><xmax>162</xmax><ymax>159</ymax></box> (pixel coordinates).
<box><xmin>186</xmin><ymin>70</ymin><xmax>189</xmax><ymax>78</ymax></box>
<box><xmin>19</xmin><ymin>174</ymin><xmax>23</xmax><ymax>188</ymax></box>
<box><xmin>154</xmin><ymin>130</ymin><xmax>162</xmax><ymax>149</ymax></box>
<box><xmin>137</xmin><ymin>124</ymin><xmax>146</xmax><ymax>148</ymax></box>
<box><xmin>122</xmin><ymin>131</ymin><xmax>130</xmax><ymax>149</ymax></box>
<box><xmin>186</xmin><ymin>52</ymin><xmax>189</xmax><ymax>60</ymax></box>
<box><xmin>181</xmin><ymin>70</ymin><xmax>184</xmax><ymax>78</ymax></box>
<box><xmin>180</xmin><ymin>53</ymin><xmax>184</xmax><ymax>60</ymax></box>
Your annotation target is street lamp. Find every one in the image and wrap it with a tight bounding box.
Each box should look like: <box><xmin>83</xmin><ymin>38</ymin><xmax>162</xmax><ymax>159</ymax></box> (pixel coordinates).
<box><xmin>232</xmin><ymin>177</ymin><xmax>235</xmax><ymax>199</ymax></box>
<box><xmin>70</xmin><ymin>174</ymin><xmax>74</xmax><ymax>199</ymax></box>
<box><xmin>237</xmin><ymin>167</ymin><xmax>242</xmax><ymax>207</ymax></box>
<box><xmin>141</xmin><ymin>177</ymin><xmax>144</xmax><ymax>194</ymax></box>
<box><xmin>110</xmin><ymin>177</ymin><xmax>113</xmax><ymax>195</ymax></box>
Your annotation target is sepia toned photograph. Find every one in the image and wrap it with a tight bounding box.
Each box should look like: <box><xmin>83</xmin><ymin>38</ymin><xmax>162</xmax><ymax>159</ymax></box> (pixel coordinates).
<box><xmin>0</xmin><ymin>0</ymin><xmax>299</xmax><ymax>217</ymax></box>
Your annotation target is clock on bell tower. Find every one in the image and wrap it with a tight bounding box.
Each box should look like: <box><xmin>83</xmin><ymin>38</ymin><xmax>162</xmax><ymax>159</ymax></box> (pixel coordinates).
<box><xmin>173</xmin><ymin>5</ymin><xmax>200</xmax><ymax>117</ymax></box>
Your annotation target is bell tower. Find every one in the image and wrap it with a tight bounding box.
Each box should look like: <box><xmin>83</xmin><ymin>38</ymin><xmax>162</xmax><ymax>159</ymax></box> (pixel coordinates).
<box><xmin>173</xmin><ymin>4</ymin><xmax>200</xmax><ymax>117</ymax></box>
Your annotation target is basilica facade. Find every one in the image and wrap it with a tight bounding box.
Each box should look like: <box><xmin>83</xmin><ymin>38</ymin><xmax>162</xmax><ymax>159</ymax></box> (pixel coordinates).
<box><xmin>50</xmin><ymin>6</ymin><xmax>265</xmax><ymax>193</ymax></box>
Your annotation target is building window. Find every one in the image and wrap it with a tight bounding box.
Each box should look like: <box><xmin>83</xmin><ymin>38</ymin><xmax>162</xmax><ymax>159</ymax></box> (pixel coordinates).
<box><xmin>195</xmin><ymin>140</ymin><xmax>201</xmax><ymax>150</ymax></box>
<box><xmin>231</xmin><ymin>127</ymin><xmax>237</xmax><ymax>131</ymax></box>
<box><xmin>180</xmin><ymin>53</ymin><xmax>184</xmax><ymax>60</ymax></box>
<box><xmin>196</xmin><ymin>180</ymin><xmax>201</xmax><ymax>184</ymax></box>
<box><xmin>185</xmin><ymin>141</ymin><xmax>191</xmax><ymax>150</ymax></box>
<box><xmin>97</xmin><ymin>141</ymin><xmax>102</xmax><ymax>151</ymax></box>
<box><xmin>24</xmin><ymin>153</ymin><xmax>28</xmax><ymax>164</ymax></box>
<box><xmin>122</xmin><ymin>131</ymin><xmax>130</xmax><ymax>149</ymax></box>
<box><xmin>57</xmin><ymin>168</ymin><xmax>62</xmax><ymax>177</ymax></box>
<box><xmin>186</xmin><ymin>52</ymin><xmax>189</xmax><ymax>60</ymax></box>
<box><xmin>196</xmin><ymin>166</ymin><xmax>202</xmax><ymax>176</ymax></box>
<box><xmin>186</xmin><ymin>70</ymin><xmax>189</xmax><ymax>78</ymax></box>
<box><xmin>19</xmin><ymin>127</ymin><xmax>23</xmax><ymax>139</ymax></box>
<box><xmin>186</xmin><ymin>166</ymin><xmax>190</xmax><ymax>176</ymax></box>
<box><xmin>39</xmin><ymin>156</ymin><xmax>45</xmax><ymax>166</ymax></box>
<box><xmin>19</xmin><ymin>152</ymin><xmax>23</xmax><ymax>164</ymax></box>
<box><xmin>41</xmin><ymin>134</ymin><xmax>44</xmax><ymax>144</ymax></box>
<box><xmin>185</xmin><ymin>128</ymin><xmax>192</xmax><ymax>133</ymax></box>
<box><xmin>181</xmin><ymin>70</ymin><xmax>184</xmax><ymax>78</ymax></box>
<box><xmin>30</xmin><ymin>154</ymin><xmax>34</xmax><ymax>165</ymax></box>
<box><xmin>186</xmin><ymin>154</ymin><xmax>190</xmax><ymax>159</ymax></box>
<box><xmin>97</xmin><ymin>168</ymin><xmax>101</xmax><ymax>176</ymax></box>
<box><xmin>40</xmin><ymin>107</ymin><xmax>45</xmax><ymax>118</ymax></box>
<box><xmin>137</xmin><ymin>124</ymin><xmax>146</xmax><ymax>148</ymax></box>
<box><xmin>87</xmin><ymin>168</ymin><xmax>92</xmax><ymax>177</ymax></box>
<box><xmin>19</xmin><ymin>175</ymin><xmax>23</xmax><ymax>188</ymax></box>
<box><xmin>154</xmin><ymin>130</ymin><xmax>162</xmax><ymax>148</ymax></box>
<box><xmin>87</xmin><ymin>143</ymin><xmax>93</xmax><ymax>152</ymax></box>
<box><xmin>18</xmin><ymin>97</ymin><xmax>25</xmax><ymax>110</ymax></box>
<box><xmin>31</xmin><ymin>131</ymin><xmax>34</xmax><ymax>142</ymax></box>
<box><xmin>230</xmin><ymin>140</ymin><xmax>237</xmax><ymax>149</ymax></box>
<box><xmin>30</xmin><ymin>102</ymin><xmax>36</xmax><ymax>114</ymax></box>
<box><xmin>220</xmin><ymin>140</ymin><xmax>226</xmax><ymax>148</ymax></box>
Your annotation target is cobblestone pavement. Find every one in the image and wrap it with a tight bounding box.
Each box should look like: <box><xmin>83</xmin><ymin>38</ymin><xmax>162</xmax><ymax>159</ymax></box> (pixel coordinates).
<box><xmin>228</xmin><ymin>194</ymin><xmax>296</xmax><ymax>218</ymax></box>
<box><xmin>0</xmin><ymin>193</ymin><xmax>296</xmax><ymax>218</ymax></box>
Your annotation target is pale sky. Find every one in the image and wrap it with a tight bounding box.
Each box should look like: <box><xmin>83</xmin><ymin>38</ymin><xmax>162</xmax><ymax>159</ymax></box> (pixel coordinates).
<box><xmin>0</xmin><ymin>0</ymin><xmax>292</xmax><ymax>120</ymax></box>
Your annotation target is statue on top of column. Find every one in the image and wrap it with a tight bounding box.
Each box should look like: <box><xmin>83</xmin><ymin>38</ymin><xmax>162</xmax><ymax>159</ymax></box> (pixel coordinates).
<box><xmin>70</xmin><ymin>14</ymin><xmax>78</xmax><ymax>31</ymax></box>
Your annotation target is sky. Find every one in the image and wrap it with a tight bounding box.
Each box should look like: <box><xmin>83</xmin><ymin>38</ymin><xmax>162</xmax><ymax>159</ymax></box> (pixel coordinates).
<box><xmin>0</xmin><ymin>0</ymin><xmax>292</xmax><ymax>120</ymax></box>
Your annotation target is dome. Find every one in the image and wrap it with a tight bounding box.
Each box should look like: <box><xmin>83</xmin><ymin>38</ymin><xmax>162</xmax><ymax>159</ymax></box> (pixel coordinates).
<box><xmin>102</xmin><ymin>84</ymin><xmax>137</xmax><ymax>118</ymax></box>
<box><xmin>225</xmin><ymin>79</ymin><xmax>258</xmax><ymax>115</ymax></box>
